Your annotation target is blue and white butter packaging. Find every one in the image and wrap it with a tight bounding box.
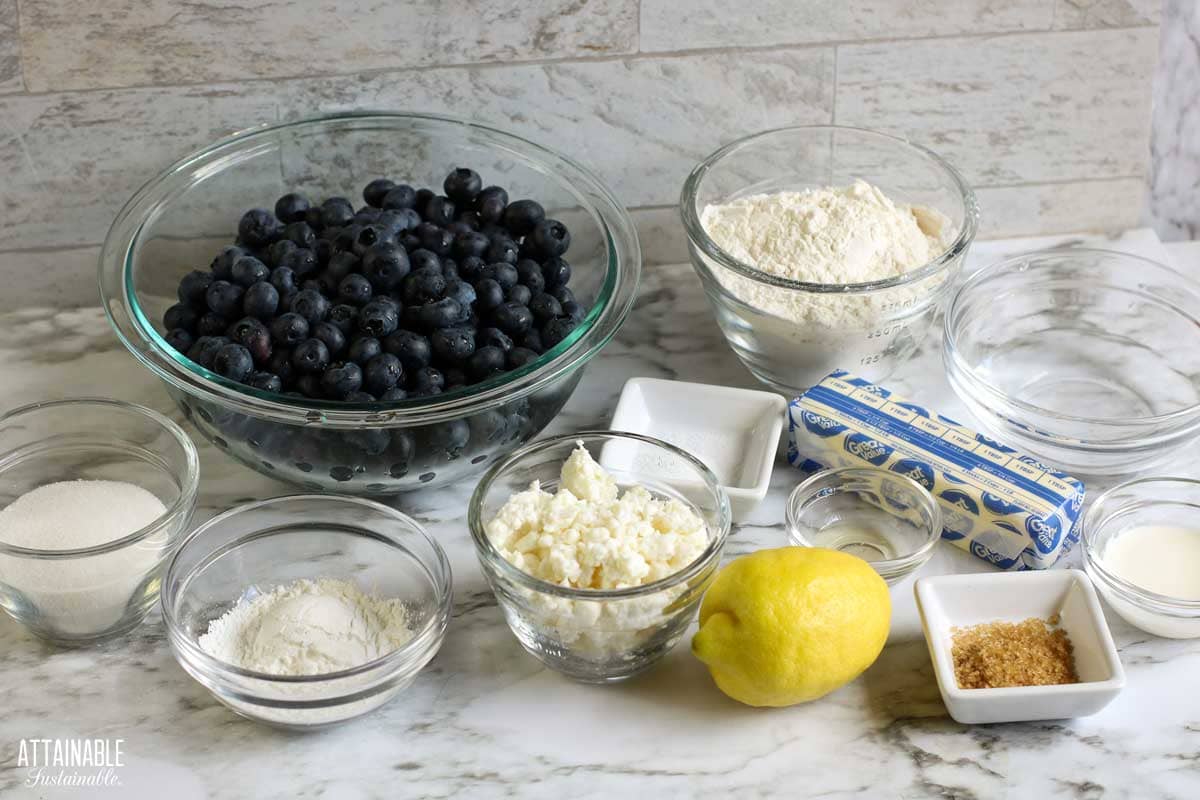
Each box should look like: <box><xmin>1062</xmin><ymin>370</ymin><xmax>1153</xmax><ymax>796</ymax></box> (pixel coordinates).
<box><xmin>787</xmin><ymin>371</ymin><xmax>1086</xmax><ymax>570</ymax></box>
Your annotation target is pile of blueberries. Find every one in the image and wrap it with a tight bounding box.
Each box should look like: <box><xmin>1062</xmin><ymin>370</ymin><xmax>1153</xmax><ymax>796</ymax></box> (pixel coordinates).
<box><xmin>162</xmin><ymin>168</ymin><xmax>582</xmax><ymax>402</ymax></box>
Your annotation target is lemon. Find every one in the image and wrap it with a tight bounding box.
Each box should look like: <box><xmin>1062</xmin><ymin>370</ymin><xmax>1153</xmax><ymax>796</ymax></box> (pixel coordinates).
<box><xmin>691</xmin><ymin>546</ymin><xmax>890</xmax><ymax>707</ymax></box>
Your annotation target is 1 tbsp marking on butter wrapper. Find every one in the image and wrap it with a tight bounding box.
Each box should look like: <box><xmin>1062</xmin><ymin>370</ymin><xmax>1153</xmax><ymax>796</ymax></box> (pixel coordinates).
<box><xmin>787</xmin><ymin>371</ymin><xmax>1085</xmax><ymax>570</ymax></box>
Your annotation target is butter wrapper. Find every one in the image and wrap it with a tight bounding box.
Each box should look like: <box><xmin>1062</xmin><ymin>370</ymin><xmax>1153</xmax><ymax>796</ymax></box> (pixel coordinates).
<box><xmin>787</xmin><ymin>371</ymin><xmax>1085</xmax><ymax>570</ymax></box>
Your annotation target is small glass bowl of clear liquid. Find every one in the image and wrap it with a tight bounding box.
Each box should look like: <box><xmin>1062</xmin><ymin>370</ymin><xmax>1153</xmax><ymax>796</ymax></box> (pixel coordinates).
<box><xmin>786</xmin><ymin>467</ymin><xmax>942</xmax><ymax>585</ymax></box>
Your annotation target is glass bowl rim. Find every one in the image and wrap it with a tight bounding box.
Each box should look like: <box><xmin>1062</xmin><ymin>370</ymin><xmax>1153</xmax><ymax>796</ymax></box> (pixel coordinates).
<box><xmin>468</xmin><ymin>430</ymin><xmax>732</xmax><ymax>600</ymax></box>
<box><xmin>0</xmin><ymin>397</ymin><xmax>200</xmax><ymax>558</ymax></box>
<box><xmin>1081</xmin><ymin>475</ymin><xmax>1200</xmax><ymax>612</ymax></box>
<box><xmin>100</xmin><ymin>110</ymin><xmax>641</xmax><ymax>428</ymax></box>
<box><xmin>945</xmin><ymin>247</ymin><xmax>1200</xmax><ymax>428</ymax></box>
<box><xmin>784</xmin><ymin>466</ymin><xmax>942</xmax><ymax>572</ymax></box>
<box><xmin>679</xmin><ymin>124</ymin><xmax>979</xmax><ymax>294</ymax></box>
<box><xmin>161</xmin><ymin>493</ymin><xmax>453</xmax><ymax>684</ymax></box>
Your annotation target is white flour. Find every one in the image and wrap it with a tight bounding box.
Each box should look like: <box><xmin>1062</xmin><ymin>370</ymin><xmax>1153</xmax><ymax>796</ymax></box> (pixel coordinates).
<box><xmin>0</xmin><ymin>480</ymin><xmax>169</xmax><ymax>637</ymax></box>
<box><xmin>700</xmin><ymin>181</ymin><xmax>952</xmax><ymax>388</ymax></box>
<box><xmin>198</xmin><ymin>577</ymin><xmax>413</xmax><ymax>676</ymax></box>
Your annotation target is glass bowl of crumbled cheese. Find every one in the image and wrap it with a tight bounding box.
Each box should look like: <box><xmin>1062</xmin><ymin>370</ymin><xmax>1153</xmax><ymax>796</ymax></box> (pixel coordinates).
<box><xmin>161</xmin><ymin>495</ymin><xmax>451</xmax><ymax>729</ymax></box>
<box><xmin>468</xmin><ymin>431</ymin><xmax>731</xmax><ymax>683</ymax></box>
<box><xmin>681</xmin><ymin>125</ymin><xmax>978</xmax><ymax>395</ymax></box>
<box><xmin>0</xmin><ymin>398</ymin><xmax>199</xmax><ymax>645</ymax></box>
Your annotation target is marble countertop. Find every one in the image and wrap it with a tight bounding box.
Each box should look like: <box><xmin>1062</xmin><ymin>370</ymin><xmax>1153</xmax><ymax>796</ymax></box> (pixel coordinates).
<box><xmin>2</xmin><ymin>231</ymin><xmax>1199</xmax><ymax>799</ymax></box>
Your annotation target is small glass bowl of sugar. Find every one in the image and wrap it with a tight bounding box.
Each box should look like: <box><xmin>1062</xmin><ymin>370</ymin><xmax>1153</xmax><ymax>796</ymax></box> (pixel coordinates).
<box><xmin>0</xmin><ymin>398</ymin><xmax>199</xmax><ymax>645</ymax></box>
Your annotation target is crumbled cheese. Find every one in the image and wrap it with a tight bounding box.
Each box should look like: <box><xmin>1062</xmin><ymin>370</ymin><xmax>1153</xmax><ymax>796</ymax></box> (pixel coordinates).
<box><xmin>486</xmin><ymin>444</ymin><xmax>708</xmax><ymax>590</ymax></box>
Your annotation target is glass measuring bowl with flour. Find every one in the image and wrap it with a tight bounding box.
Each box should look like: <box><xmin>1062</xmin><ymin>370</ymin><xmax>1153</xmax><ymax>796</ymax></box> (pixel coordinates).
<box><xmin>682</xmin><ymin>126</ymin><xmax>977</xmax><ymax>394</ymax></box>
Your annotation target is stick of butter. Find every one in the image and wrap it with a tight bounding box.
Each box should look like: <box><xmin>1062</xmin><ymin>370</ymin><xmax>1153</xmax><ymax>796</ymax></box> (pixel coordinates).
<box><xmin>787</xmin><ymin>370</ymin><xmax>1085</xmax><ymax>570</ymax></box>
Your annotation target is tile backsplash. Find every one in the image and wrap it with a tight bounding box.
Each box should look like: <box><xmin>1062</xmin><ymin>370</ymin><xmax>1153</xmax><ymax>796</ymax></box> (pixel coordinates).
<box><xmin>0</xmin><ymin>1</ymin><xmax>1162</xmax><ymax>308</ymax></box>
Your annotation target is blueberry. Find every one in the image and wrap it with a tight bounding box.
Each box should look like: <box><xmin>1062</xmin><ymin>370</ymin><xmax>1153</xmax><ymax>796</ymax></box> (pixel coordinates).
<box><xmin>283</xmin><ymin>221</ymin><xmax>317</xmax><ymax>251</ymax></box>
<box><xmin>417</xmin><ymin>223</ymin><xmax>453</xmax><ymax>255</ymax></box>
<box><xmin>344</xmin><ymin>391</ymin><xmax>378</xmax><ymax>403</ymax></box>
<box><xmin>267</xmin><ymin>349</ymin><xmax>296</xmax><ymax>385</ymax></box>
<box><xmin>312</xmin><ymin>320</ymin><xmax>347</xmax><ymax>357</ymax></box>
<box><xmin>423</xmin><ymin>195</ymin><xmax>455</xmax><ymax>227</ymax></box>
<box><xmin>353</xmin><ymin>224</ymin><xmax>390</xmax><ymax>257</ymax></box>
<box><xmin>445</xmin><ymin>279</ymin><xmax>476</xmax><ymax>310</ymax></box>
<box><xmin>492</xmin><ymin>302</ymin><xmax>534</xmax><ymax>336</ymax></box>
<box><xmin>210</xmin><ymin>246</ymin><xmax>246</xmax><ymax>280</ymax></box>
<box><xmin>414</xmin><ymin>188</ymin><xmax>435</xmax><ymax>216</ymax></box>
<box><xmin>227</xmin><ymin>316</ymin><xmax>272</xmax><ymax>363</ymax></box>
<box><xmin>530</xmin><ymin>219</ymin><xmax>571</xmax><ymax>258</ymax></box>
<box><xmin>474</xmin><ymin>278</ymin><xmax>505</xmax><ymax>312</ymax></box>
<box><xmin>476</xmin><ymin>186</ymin><xmax>509</xmax><ymax>224</ymax></box>
<box><xmin>363</xmin><ymin>353</ymin><xmax>404</xmax><ymax>395</ymax></box>
<box><xmin>443</xmin><ymin>168</ymin><xmax>482</xmax><ymax>205</ymax></box>
<box><xmin>563</xmin><ymin>300</ymin><xmax>585</xmax><ymax>322</ymax></box>
<box><xmin>481</xmin><ymin>263</ymin><xmax>519</xmax><ymax>291</ymax></box>
<box><xmin>327</xmin><ymin>303</ymin><xmax>359</xmax><ymax>335</ymax></box>
<box><xmin>502</xmin><ymin>199</ymin><xmax>545</xmax><ymax>236</ymax></box>
<box><xmin>338</xmin><ymin>273</ymin><xmax>373</xmax><ymax>306</ymax></box>
<box><xmin>431</xmin><ymin>327</ymin><xmax>475</xmax><ymax>362</ymax></box>
<box><xmin>382</xmin><ymin>184</ymin><xmax>417</xmax><ymax>210</ymax></box>
<box><xmin>402</xmin><ymin>269</ymin><xmax>446</xmax><ymax>305</ymax></box>
<box><xmin>441</xmin><ymin>259</ymin><xmax>459</xmax><ymax>281</ymax></box>
<box><xmin>520</xmin><ymin>329</ymin><xmax>544</xmax><ymax>353</ymax></box>
<box><xmin>410</xmin><ymin>366</ymin><xmax>444</xmax><ymax>394</ymax></box>
<box><xmin>291</xmin><ymin>289</ymin><xmax>330</xmax><ymax>325</ymax></box>
<box><xmin>446</xmin><ymin>220</ymin><xmax>474</xmax><ymax>237</ymax></box>
<box><xmin>543</xmin><ymin>315</ymin><xmax>579</xmax><ymax>348</ymax></box>
<box><xmin>321</xmin><ymin>197</ymin><xmax>356</xmax><ymax>229</ymax></box>
<box><xmin>529</xmin><ymin>292</ymin><xmax>563</xmax><ymax>322</ymax></box>
<box><xmin>163</xmin><ymin>303</ymin><xmax>198</xmax><ymax>332</ymax></box>
<box><xmin>325</xmin><ymin>250</ymin><xmax>360</xmax><ymax>285</ymax></box>
<box><xmin>363</xmin><ymin>178</ymin><xmax>397</xmax><ymax>208</ymax></box>
<box><xmin>266</xmin><ymin>239</ymin><xmax>297</xmax><ymax>268</ymax></box>
<box><xmin>305</xmin><ymin>206</ymin><xmax>326</xmax><ymax>232</ymax></box>
<box><xmin>186</xmin><ymin>336</ymin><xmax>229</xmax><ymax>368</ymax></box>
<box><xmin>165</xmin><ymin>328</ymin><xmax>194</xmax><ymax>354</ymax></box>
<box><xmin>231</xmin><ymin>255</ymin><xmax>270</xmax><ymax>287</ymax></box>
<box><xmin>358</xmin><ymin>299</ymin><xmax>400</xmax><ymax>337</ymax></box>
<box><xmin>206</xmin><ymin>280</ymin><xmax>244</xmax><ymax>317</ymax></box>
<box><xmin>507</xmin><ymin>346</ymin><xmax>540</xmax><ymax>368</ymax></box>
<box><xmin>213</xmin><ymin>343</ymin><xmax>254</xmax><ymax>382</ymax></box>
<box><xmin>380</xmin><ymin>387</ymin><xmax>408</xmax><ymax>402</ymax></box>
<box><xmin>177</xmin><ymin>270</ymin><xmax>213</xmax><ymax>307</ymax></box>
<box><xmin>270</xmin><ymin>266</ymin><xmax>298</xmax><ymax>297</ymax></box>
<box><xmin>458</xmin><ymin>256</ymin><xmax>486</xmax><ymax>282</ymax></box>
<box><xmin>292</xmin><ymin>338</ymin><xmax>331</xmax><ymax>374</ymax></box>
<box><xmin>384</xmin><ymin>330</ymin><xmax>432</xmax><ymax>373</ymax></box>
<box><xmin>515</xmin><ymin>259</ymin><xmax>546</xmax><ymax>293</ymax></box>
<box><xmin>507</xmin><ymin>285</ymin><xmax>532</xmax><ymax>306</ymax></box>
<box><xmin>477</xmin><ymin>327</ymin><xmax>513</xmax><ymax>352</ymax></box>
<box><xmin>353</xmin><ymin>245</ymin><xmax>405</xmax><ymax>295</ymax></box>
<box><xmin>270</xmin><ymin>312</ymin><xmax>309</xmax><ymax>346</ymax></box>
<box><xmin>407</xmin><ymin>249</ymin><xmax>440</xmax><ymax>273</ymax></box>
<box><xmin>485</xmin><ymin>238</ymin><xmax>519</xmax><ymax>265</ymax></box>
<box><xmin>246</xmin><ymin>371</ymin><xmax>283</xmax><ymax>393</ymax></box>
<box><xmin>279</xmin><ymin>247</ymin><xmax>320</xmax><ymax>277</ymax></box>
<box><xmin>355</xmin><ymin>207</ymin><xmax>383</xmax><ymax>226</ymax></box>
<box><xmin>542</xmin><ymin>257</ymin><xmax>571</xmax><ymax>289</ymax></box>
<box><xmin>238</xmin><ymin>209</ymin><xmax>282</xmax><ymax>248</ymax></box>
<box><xmin>275</xmin><ymin>193</ymin><xmax>311</xmax><ymax>224</ymax></box>
<box><xmin>418</xmin><ymin>297</ymin><xmax>466</xmax><ymax>330</ymax></box>
<box><xmin>428</xmin><ymin>419</ymin><xmax>469</xmax><ymax>459</ymax></box>
<box><xmin>444</xmin><ymin>367</ymin><xmax>467</xmax><ymax>388</ymax></box>
<box><xmin>242</xmin><ymin>281</ymin><xmax>280</xmax><ymax>319</ymax></box>
<box><xmin>347</xmin><ymin>336</ymin><xmax>382</xmax><ymax>365</ymax></box>
<box><xmin>319</xmin><ymin>361</ymin><xmax>363</xmax><ymax>399</ymax></box>
<box><xmin>550</xmin><ymin>285</ymin><xmax>576</xmax><ymax>306</ymax></box>
<box><xmin>467</xmin><ymin>345</ymin><xmax>506</xmax><ymax>381</ymax></box>
<box><xmin>197</xmin><ymin>312</ymin><xmax>231</xmax><ymax>337</ymax></box>
<box><xmin>295</xmin><ymin>373</ymin><xmax>322</xmax><ymax>398</ymax></box>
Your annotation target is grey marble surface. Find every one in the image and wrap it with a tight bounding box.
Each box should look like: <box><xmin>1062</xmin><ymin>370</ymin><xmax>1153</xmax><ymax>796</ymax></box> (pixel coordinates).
<box><xmin>1146</xmin><ymin>0</ymin><xmax>1200</xmax><ymax>242</ymax></box>
<box><xmin>1</xmin><ymin>230</ymin><xmax>1198</xmax><ymax>799</ymax></box>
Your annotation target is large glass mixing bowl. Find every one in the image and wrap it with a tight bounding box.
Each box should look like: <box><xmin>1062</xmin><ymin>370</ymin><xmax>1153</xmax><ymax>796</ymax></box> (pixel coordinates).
<box><xmin>944</xmin><ymin>249</ymin><xmax>1200</xmax><ymax>476</ymax></box>
<box><xmin>100</xmin><ymin>112</ymin><xmax>641</xmax><ymax>493</ymax></box>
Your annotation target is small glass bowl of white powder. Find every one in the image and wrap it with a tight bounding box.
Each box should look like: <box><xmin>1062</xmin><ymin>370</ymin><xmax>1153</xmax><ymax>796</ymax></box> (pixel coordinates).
<box><xmin>161</xmin><ymin>494</ymin><xmax>451</xmax><ymax>729</ymax></box>
<box><xmin>469</xmin><ymin>432</ymin><xmax>731</xmax><ymax>683</ymax></box>
<box><xmin>0</xmin><ymin>398</ymin><xmax>199</xmax><ymax>645</ymax></box>
<box><xmin>681</xmin><ymin>125</ymin><xmax>978</xmax><ymax>395</ymax></box>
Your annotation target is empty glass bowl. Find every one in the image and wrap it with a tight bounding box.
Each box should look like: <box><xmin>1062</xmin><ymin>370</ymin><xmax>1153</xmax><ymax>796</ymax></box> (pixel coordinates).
<box><xmin>944</xmin><ymin>249</ymin><xmax>1200</xmax><ymax>477</ymax></box>
<box><xmin>786</xmin><ymin>467</ymin><xmax>941</xmax><ymax>585</ymax></box>
<box><xmin>468</xmin><ymin>431</ymin><xmax>731</xmax><ymax>683</ymax></box>
<box><xmin>100</xmin><ymin>111</ymin><xmax>641</xmax><ymax>495</ymax></box>
<box><xmin>161</xmin><ymin>494</ymin><xmax>452</xmax><ymax>729</ymax></box>
<box><xmin>681</xmin><ymin>125</ymin><xmax>977</xmax><ymax>395</ymax></box>
<box><xmin>0</xmin><ymin>399</ymin><xmax>199</xmax><ymax>645</ymax></box>
<box><xmin>1082</xmin><ymin>477</ymin><xmax>1200</xmax><ymax>639</ymax></box>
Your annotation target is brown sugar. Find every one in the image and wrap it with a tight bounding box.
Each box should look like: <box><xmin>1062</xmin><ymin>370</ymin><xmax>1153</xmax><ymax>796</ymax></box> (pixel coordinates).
<box><xmin>950</xmin><ymin>615</ymin><xmax>1079</xmax><ymax>689</ymax></box>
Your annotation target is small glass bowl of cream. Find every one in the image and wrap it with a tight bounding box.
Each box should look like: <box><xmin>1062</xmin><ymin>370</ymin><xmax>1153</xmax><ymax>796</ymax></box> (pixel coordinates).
<box><xmin>786</xmin><ymin>467</ymin><xmax>942</xmax><ymax>585</ymax></box>
<box><xmin>1082</xmin><ymin>477</ymin><xmax>1200</xmax><ymax>639</ymax></box>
